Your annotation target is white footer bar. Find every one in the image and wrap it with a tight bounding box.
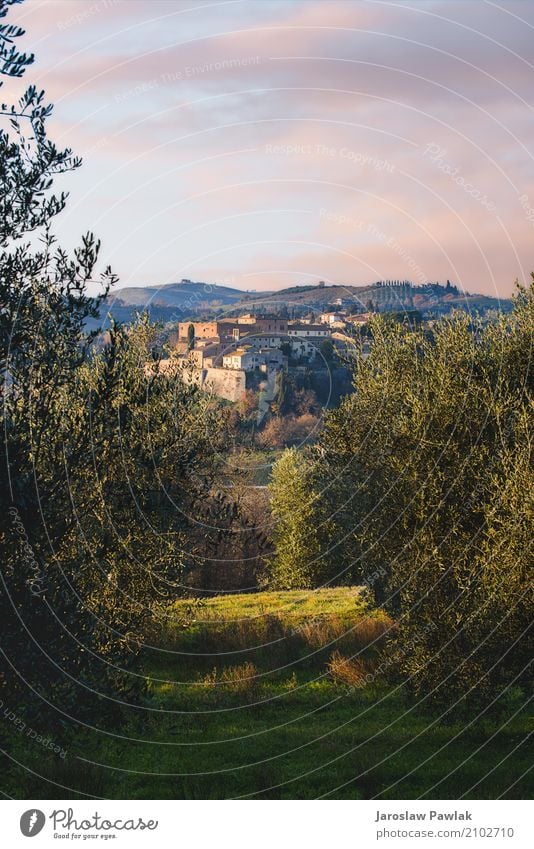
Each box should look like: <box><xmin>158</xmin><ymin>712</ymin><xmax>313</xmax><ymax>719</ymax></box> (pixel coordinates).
<box><xmin>2</xmin><ymin>799</ymin><xmax>531</xmax><ymax>848</ymax></box>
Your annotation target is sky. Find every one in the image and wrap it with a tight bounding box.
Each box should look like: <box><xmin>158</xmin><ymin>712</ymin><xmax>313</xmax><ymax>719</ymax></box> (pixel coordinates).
<box><xmin>6</xmin><ymin>0</ymin><xmax>534</xmax><ymax>297</ymax></box>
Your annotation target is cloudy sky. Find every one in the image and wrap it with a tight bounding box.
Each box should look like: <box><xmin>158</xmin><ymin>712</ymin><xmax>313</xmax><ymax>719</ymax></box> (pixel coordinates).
<box><xmin>7</xmin><ymin>0</ymin><xmax>534</xmax><ymax>296</ymax></box>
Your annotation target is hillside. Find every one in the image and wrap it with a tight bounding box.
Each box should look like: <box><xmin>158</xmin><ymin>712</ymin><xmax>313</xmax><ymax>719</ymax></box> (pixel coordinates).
<box><xmin>225</xmin><ymin>282</ymin><xmax>510</xmax><ymax>315</ymax></box>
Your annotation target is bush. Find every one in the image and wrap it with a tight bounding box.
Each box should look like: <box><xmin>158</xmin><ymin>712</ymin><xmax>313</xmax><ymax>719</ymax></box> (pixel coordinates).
<box><xmin>257</xmin><ymin>413</ymin><xmax>321</xmax><ymax>448</ymax></box>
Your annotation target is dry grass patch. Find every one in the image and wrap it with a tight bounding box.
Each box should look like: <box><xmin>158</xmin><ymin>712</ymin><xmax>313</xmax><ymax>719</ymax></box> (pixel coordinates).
<box><xmin>297</xmin><ymin>612</ymin><xmax>393</xmax><ymax>654</ymax></box>
<box><xmin>201</xmin><ymin>662</ymin><xmax>260</xmax><ymax>702</ymax></box>
<box><xmin>328</xmin><ymin>650</ymin><xmax>369</xmax><ymax>689</ymax></box>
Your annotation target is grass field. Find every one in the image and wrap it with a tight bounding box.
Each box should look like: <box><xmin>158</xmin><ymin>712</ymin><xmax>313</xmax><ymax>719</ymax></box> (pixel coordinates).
<box><xmin>3</xmin><ymin>589</ymin><xmax>532</xmax><ymax>799</ymax></box>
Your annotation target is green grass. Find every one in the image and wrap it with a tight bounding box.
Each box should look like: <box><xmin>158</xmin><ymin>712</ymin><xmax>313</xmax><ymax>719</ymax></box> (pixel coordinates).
<box><xmin>172</xmin><ymin>586</ymin><xmax>366</xmax><ymax>622</ymax></box>
<box><xmin>3</xmin><ymin>588</ymin><xmax>532</xmax><ymax>800</ymax></box>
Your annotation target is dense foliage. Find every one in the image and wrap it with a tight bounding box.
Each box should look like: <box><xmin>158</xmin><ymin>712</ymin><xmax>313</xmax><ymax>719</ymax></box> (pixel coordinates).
<box><xmin>0</xmin><ymin>1</ymin><xmax>227</xmax><ymax>725</ymax></box>
<box><xmin>268</xmin><ymin>290</ymin><xmax>533</xmax><ymax>706</ymax></box>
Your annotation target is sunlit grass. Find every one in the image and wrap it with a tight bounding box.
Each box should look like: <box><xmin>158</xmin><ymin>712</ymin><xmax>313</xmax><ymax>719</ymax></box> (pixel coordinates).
<box><xmin>3</xmin><ymin>588</ymin><xmax>531</xmax><ymax>800</ymax></box>
<box><xmin>171</xmin><ymin>586</ymin><xmax>367</xmax><ymax>622</ymax></box>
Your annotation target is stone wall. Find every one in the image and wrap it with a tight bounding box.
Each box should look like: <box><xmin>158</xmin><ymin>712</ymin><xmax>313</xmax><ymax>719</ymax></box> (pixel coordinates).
<box><xmin>203</xmin><ymin>367</ymin><xmax>246</xmax><ymax>402</ymax></box>
<box><xmin>180</xmin><ymin>365</ymin><xmax>246</xmax><ymax>403</ymax></box>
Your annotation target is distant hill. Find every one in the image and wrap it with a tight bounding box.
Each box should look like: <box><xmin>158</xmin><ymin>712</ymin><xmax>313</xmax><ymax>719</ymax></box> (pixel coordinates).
<box><xmin>223</xmin><ymin>281</ymin><xmax>511</xmax><ymax>317</ymax></box>
<box><xmin>109</xmin><ymin>279</ymin><xmax>246</xmax><ymax>308</ymax></box>
<box><xmin>90</xmin><ymin>279</ymin><xmax>511</xmax><ymax>329</ymax></box>
<box><xmin>89</xmin><ymin>279</ymin><xmax>251</xmax><ymax>329</ymax></box>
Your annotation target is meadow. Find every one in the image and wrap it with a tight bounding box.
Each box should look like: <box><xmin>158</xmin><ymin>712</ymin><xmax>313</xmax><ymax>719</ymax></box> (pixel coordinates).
<box><xmin>3</xmin><ymin>589</ymin><xmax>532</xmax><ymax>800</ymax></box>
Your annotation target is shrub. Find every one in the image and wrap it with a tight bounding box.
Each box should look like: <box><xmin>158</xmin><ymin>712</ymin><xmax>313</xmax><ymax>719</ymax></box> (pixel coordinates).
<box><xmin>257</xmin><ymin>414</ymin><xmax>321</xmax><ymax>449</ymax></box>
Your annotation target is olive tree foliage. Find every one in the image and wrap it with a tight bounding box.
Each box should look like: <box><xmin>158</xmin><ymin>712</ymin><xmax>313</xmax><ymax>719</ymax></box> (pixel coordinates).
<box><xmin>0</xmin><ymin>1</ymin><xmax>226</xmax><ymax>723</ymax></box>
<box><xmin>0</xmin><ymin>0</ymin><xmax>110</xmax><ymax>714</ymax></box>
<box><xmin>268</xmin><ymin>285</ymin><xmax>533</xmax><ymax>706</ymax></box>
<box><xmin>265</xmin><ymin>447</ymin><xmax>336</xmax><ymax>589</ymax></box>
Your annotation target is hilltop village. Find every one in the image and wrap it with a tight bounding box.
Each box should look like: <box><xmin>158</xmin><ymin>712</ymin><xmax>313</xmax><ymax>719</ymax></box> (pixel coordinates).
<box><xmin>149</xmin><ymin>281</ymin><xmax>466</xmax><ymax>402</ymax></box>
<box><xmin>155</xmin><ymin>310</ymin><xmax>364</xmax><ymax>402</ymax></box>
<box><xmin>144</xmin><ymin>279</ymin><xmax>489</xmax><ymax>404</ymax></box>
